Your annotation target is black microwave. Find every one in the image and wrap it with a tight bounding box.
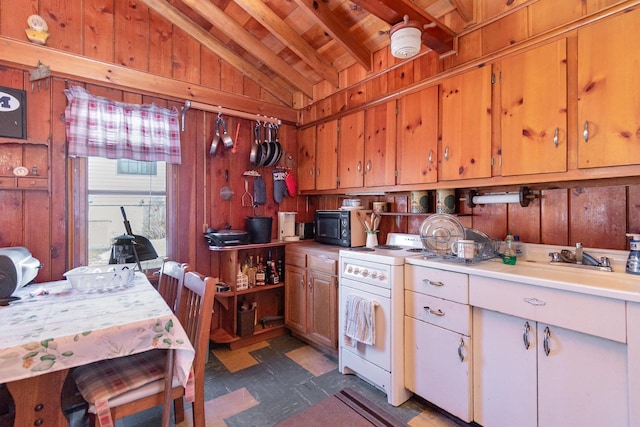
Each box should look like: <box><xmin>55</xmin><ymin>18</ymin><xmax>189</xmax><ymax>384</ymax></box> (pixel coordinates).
<box><xmin>314</xmin><ymin>209</ymin><xmax>371</xmax><ymax>247</ymax></box>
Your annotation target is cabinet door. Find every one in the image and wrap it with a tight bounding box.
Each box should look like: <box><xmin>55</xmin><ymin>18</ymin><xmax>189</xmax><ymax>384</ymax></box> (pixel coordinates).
<box><xmin>315</xmin><ymin>120</ymin><xmax>338</xmax><ymax>190</ymax></box>
<box><xmin>397</xmin><ymin>87</ymin><xmax>439</xmax><ymax>185</ymax></box>
<box><xmin>284</xmin><ymin>265</ymin><xmax>307</xmax><ymax>334</ymax></box>
<box><xmin>338</xmin><ymin>111</ymin><xmax>364</xmax><ymax>189</ymax></box>
<box><xmin>578</xmin><ymin>8</ymin><xmax>640</xmax><ymax>168</ymax></box>
<box><xmin>364</xmin><ymin>100</ymin><xmax>397</xmax><ymax>187</ymax></box>
<box><xmin>308</xmin><ymin>270</ymin><xmax>338</xmax><ymax>350</ymax></box>
<box><xmin>440</xmin><ymin>67</ymin><xmax>492</xmax><ymax>180</ymax></box>
<box><xmin>405</xmin><ymin>317</ymin><xmax>472</xmax><ymax>422</ymax></box>
<box><xmin>472</xmin><ymin>308</ymin><xmax>537</xmax><ymax>427</ymax></box>
<box><xmin>297</xmin><ymin>126</ymin><xmax>316</xmax><ymax>191</ymax></box>
<box><xmin>500</xmin><ymin>39</ymin><xmax>567</xmax><ymax>175</ymax></box>
<box><xmin>537</xmin><ymin>323</ymin><xmax>628</xmax><ymax>426</ymax></box>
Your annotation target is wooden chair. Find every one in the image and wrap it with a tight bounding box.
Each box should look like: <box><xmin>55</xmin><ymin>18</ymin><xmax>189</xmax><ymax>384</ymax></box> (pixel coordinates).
<box><xmin>71</xmin><ymin>271</ymin><xmax>216</xmax><ymax>427</ymax></box>
<box><xmin>157</xmin><ymin>260</ymin><xmax>190</xmax><ymax>312</ymax></box>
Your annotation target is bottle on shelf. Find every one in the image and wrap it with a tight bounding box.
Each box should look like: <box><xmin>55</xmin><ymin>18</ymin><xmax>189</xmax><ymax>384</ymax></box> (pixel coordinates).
<box><xmin>502</xmin><ymin>232</ymin><xmax>517</xmax><ymax>265</ymax></box>
<box><xmin>276</xmin><ymin>259</ymin><xmax>284</xmax><ymax>282</ymax></box>
<box><xmin>513</xmin><ymin>235</ymin><xmax>524</xmax><ymax>257</ymax></box>
<box><xmin>248</xmin><ymin>255</ymin><xmax>256</xmax><ymax>288</ymax></box>
<box><xmin>265</xmin><ymin>251</ymin><xmax>273</xmax><ymax>285</ymax></box>
<box><xmin>271</xmin><ymin>257</ymin><xmax>279</xmax><ymax>284</ymax></box>
<box><xmin>256</xmin><ymin>256</ymin><xmax>266</xmax><ymax>286</ymax></box>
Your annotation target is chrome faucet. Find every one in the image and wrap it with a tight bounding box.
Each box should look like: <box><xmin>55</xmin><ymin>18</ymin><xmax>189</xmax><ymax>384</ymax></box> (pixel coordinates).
<box><xmin>548</xmin><ymin>245</ymin><xmax>613</xmax><ymax>272</ymax></box>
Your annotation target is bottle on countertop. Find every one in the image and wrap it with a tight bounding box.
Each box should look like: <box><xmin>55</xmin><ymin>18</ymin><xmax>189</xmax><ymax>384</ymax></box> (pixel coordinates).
<box><xmin>626</xmin><ymin>233</ymin><xmax>640</xmax><ymax>275</ymax></box>
<box><xmin>502</xmin><ymin>232</ymin><xmax>517</xmax><ymax>265</ymax></box>
<box><xmin>513</xmin><ymin>235</ymin><xmax>524</xmax><ymax>257</ymax></box>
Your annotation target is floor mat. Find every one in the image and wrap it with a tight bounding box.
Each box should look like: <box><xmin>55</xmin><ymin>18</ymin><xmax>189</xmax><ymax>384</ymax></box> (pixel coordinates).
<box><xmin>275</xmin><ymin>387</ymin><xmax>408</xmax><ymax>427</ymax></box>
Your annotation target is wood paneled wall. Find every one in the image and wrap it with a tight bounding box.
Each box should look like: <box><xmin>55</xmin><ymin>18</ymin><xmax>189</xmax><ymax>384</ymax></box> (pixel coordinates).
<box><xmin>317</xmin><ymin>183</ymin><xmax>640</xmax><ymax>251</ymax></box>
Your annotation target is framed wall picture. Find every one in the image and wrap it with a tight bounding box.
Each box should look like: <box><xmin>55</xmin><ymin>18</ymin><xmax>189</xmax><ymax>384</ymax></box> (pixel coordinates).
<box><xmin>0</xmin><ymin>86</ymin><xmax>27</xmax><ymax>139</ymax></box>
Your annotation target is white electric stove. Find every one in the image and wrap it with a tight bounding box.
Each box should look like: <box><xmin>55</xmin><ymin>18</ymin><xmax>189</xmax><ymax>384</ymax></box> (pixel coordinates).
<box><xmin>338</xmin><ymin>233</ymin><xmax>422</xmax><ymax>406</ymax></box>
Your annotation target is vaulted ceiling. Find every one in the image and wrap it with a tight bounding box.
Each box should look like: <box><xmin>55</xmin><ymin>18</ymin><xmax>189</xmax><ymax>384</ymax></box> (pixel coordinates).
<box><xmin>139</xmin><ymin>0</ymin><xmax>474</xmax><ymax>107</ymax></box>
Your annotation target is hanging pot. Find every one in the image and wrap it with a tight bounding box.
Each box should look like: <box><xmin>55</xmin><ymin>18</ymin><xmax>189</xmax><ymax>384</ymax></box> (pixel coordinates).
<box><xmin>250</xmin><ymin>121</ymin><xmax>260</xmax><ymax>166</ymax></box>
<box><xmin>210</xmin><ymin>116</ymin><xmax>222</xmax><ymax>156</ymax></box>
<box><xmin>268</xmin><ymin>124</ymin><xmax>283</xmax><ymax>166</ymax></box>
<box><xmin>220</xmin><ymin>115</ymin><xmax>233</xmax><ymax>149</ymax></box>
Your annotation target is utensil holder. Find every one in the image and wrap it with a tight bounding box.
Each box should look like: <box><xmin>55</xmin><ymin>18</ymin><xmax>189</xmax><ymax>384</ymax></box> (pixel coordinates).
<box><xmin>365</xmin><ymin>231</ymin><xmax>379</xmax><ymax>248</ymax></box>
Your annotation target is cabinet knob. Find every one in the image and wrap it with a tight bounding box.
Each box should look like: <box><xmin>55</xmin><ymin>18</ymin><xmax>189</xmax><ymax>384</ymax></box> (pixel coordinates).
<box><xmin>444</xmin><ymin>145</ymin><xmax>450</xmax><ymax>161</ymax></box>
<box><xmin>428</xmin><ymin>149</ymin><xmax>433</xmax><ymax>164</ymax></box>
<box><xmin>357</xmin><ymin>161</ymin><xmax>362</xmax><ymax>173</ymax></box>
<box><xmin>553</xmin><ymin>127</ymin><xmax>559</xmax><ymax>148</ymax></box>
<box><xmin>366</xmin><ymin>160</ymin><xmax>372</xmax><ymax>172</ymax></box>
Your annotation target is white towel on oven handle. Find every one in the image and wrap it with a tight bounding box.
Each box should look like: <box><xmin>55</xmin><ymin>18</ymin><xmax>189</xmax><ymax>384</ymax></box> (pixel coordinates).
<box><xmin>343</xmin><ymin>294</ymin><xmax>376</xmax><ymax>347</ymax></box>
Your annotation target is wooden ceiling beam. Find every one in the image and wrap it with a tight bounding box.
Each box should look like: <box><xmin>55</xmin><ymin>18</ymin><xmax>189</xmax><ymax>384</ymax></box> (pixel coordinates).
<box><xmin>176</xmin><ymin>0</ymin><xmax>313</xmax><ymax>97</ymax></box>
<box><xmin>351</xmin><ymin>0</ymin><xmax>456</xmax><ymax>56</ymax></box>
<box><xmin>138</xmin><ymin>0</ymin><xmax>294</xmax><ymax>105</ymax></box>
<box><xmin>234</xmin><ymin>0</ymin><xmax>340</xmax><ymax>88</ymax></box>
<box><xmin>291</xmin><ymin>0</ymin><xmax>372</xmax><ymax>72</ymax></box>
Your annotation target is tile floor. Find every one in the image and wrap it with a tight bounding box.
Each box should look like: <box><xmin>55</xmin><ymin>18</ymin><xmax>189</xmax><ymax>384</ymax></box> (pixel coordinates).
<box><xmin>68</xmin><ymin>333</ymin><xmax>468</xmax><ymax>427</ymax></box>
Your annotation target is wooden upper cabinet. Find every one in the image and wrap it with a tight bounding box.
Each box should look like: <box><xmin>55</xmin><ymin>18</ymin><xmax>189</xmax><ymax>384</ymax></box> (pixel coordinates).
<box><xmin>500</xmin><ymin>39</ymin><xmax>568</xmax><ymax>176</ymax></box>
<box><xmin>440</xmin><ymin>66</ymin><xmax>493</xmax><ymax>181</ymax></box>
<box><xmin>338</xmin><ymin>111</ymin><xmax>365</xmax><ymax>189</ymax></box>
<box><xmin>364</xmin><ymin>100</ymin><xmax>397</xmax><ymax>187</ymax></box>
<box><xmin>578</xmin><ymin>8</ymin><xmax>640</xmax><ymax>168</ymax></box>
<box><xmin>397</xmin><ymin>87</ymin><xmax>439</xmax><ymax>185</ymax></box>
<box><xmin>297</xmin><ymin>126</ymin><xmax>316</xmax><ymax>192</ymax></box>
<box><xmin>316</xmin><ymin>120</ymin><xmax>338</xmax><ymax>190</ymax></box>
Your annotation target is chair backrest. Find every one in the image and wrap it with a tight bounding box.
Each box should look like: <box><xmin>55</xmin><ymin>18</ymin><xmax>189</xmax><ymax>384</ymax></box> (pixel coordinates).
<box><xmin>157</xmin><ymin>260</ymin><xmax>189</xmax><ymax>312</ymax></box>
<box><xmin>177</xmin><ymin>272</ymin><xmax>216</xmax><ymax>377</ymax></box>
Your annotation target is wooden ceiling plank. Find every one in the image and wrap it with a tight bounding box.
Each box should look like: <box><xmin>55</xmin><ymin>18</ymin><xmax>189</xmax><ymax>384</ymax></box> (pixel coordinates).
<box><xmin>177</xmin><ymin>0</ymin><xmax>313</xmax><ymax>97</ymax></box>
<box><xmin>291</xmin><ymin>0</ymin><xmax>372</xmax><ymax>71</ymax></box>
<box><xmin>450</xmin><ymin>0</ymin><xmax>474</xmax><ymax>23</ymax></box>
<box><xmin>234</xmin><ymin>0</ymin><xmax>340</xmax><ymax>87</ymax></box>
<box><xmin>139</xmin><ymin>0</ymin><xmax>294</xmax><ymax>105</ymax></box>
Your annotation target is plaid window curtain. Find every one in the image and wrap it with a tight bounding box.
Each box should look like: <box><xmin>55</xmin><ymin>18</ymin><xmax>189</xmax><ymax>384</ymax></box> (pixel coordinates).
<box><xmin>64</xmin><ymin>86</ymin><xmax>182</xmax><ymax>164</ymax></box>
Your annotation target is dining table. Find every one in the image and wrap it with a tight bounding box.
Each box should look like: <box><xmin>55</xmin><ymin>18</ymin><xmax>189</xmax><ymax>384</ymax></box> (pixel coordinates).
<box><xmin>0</xmin><ymin>270</ymin><xmax>195</xmax><ymax>427</ymax></box>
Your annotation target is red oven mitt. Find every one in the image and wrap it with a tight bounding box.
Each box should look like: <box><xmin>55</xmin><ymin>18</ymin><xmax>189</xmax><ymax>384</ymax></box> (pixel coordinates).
<box><xmin>285</xmin><ymin>170</ymin><xmax>297</xmax><ymax>197</ymax></box>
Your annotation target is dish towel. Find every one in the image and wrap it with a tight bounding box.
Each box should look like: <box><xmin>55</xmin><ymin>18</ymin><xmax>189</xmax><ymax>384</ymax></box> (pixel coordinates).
<box><xmin>343</xmin><ymin>295</ymin><xmax>376</xmax><ymax>347</ymax></box>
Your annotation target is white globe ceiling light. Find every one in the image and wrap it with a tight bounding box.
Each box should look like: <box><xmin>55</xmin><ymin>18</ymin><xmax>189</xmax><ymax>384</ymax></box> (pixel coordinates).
<box><xmin>389</xmin><ymin>15</ymin><xmax>422</xmax><ymax>59</ymax></box>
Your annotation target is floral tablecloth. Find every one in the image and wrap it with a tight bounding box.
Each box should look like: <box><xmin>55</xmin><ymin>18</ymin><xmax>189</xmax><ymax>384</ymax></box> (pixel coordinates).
<box><xmin>0</xmin><ymin>273</ymin><xmax>195</xmax><ymax>387</ymax></box>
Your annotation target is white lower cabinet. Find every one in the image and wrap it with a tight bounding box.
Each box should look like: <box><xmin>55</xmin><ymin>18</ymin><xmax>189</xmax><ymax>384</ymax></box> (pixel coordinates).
<box><xmin>471</xmin><ymin>276</ymin><xmax>628</xmax><ymax>427</ymax></box>
<box><xmin>404</xmin><ymin>265</ymin><xmax>472</xmax><ymax>422</ymax></box>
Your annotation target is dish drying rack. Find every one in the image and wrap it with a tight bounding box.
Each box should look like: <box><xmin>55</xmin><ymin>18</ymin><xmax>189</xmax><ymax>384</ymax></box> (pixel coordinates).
<box><xmin>420</xmin><ymin>237</ymin><xmax>500</xmax><ymax>264</ymax></box>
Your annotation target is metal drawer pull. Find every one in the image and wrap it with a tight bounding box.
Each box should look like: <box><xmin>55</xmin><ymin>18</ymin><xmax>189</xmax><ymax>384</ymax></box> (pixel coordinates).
<box><xmin>423</xmin><ymin>306</ymin><xmax>445</xmax><ymax>316</ymax></box>
<box><xmin>543</xmin><ymin>326</ymin><xmax>551</xmax><ymax>356</ymax></box>
<box><xmin>553</xmin><ymin>127</ymin><xmax>559</xmax><ymax>148</ymax></box>
<box><xmin>583</xmin><ymin>121</ymin><xmax>589</xmax><ymax>142</ymax></box>
<box><xmin>523</xmin><ymin>321</ymin><xmax>531</xmax><ymax>350</ymax></box>
<box><xmin>424</xmin><ymin>279</ymin><xmax>444</xmax><ymax>287</ymax></box>
<box><xmin>458</xmin><ymin>338</ymin><xmax>465</xmax><ymax>362</ymax></box>
<box><xmin>524</xmin><ymin>297</ymin><xmax>546</xmax><ymax>306</ymax></box>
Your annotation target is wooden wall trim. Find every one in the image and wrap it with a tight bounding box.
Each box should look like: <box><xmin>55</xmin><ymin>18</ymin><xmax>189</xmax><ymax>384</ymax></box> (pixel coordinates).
<box><xmin>0</xmin><ymin>36</ymin><xmax>298</xmax><ymax>125</ymax></box>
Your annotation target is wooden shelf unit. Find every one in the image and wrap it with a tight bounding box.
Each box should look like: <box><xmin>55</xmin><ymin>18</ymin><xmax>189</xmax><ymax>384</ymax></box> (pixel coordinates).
<box><xmin>208</xmin><ymin>241</ymin><xmax>298</xmax><ymax>349</ymax></box>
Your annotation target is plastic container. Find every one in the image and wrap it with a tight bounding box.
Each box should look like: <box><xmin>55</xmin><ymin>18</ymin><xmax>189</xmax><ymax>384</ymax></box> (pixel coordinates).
<box><xmin>64</xmin><ymin>264</ymin><xmax>136</xmax><ymax>291</ymax></box>
<box><xmin>502</xmin><ymin>233</ymin><xmax>517</xmax><ymax>265</ymax></box>
<box><xmin>626</xmin><ymin>233</ymin><xmax>640</xmax><ymax>275</ymax></box>
<box><xmin>245</xmin><ymin>216</ymin><xmax>272</xmax><ymax>244</ymax></box>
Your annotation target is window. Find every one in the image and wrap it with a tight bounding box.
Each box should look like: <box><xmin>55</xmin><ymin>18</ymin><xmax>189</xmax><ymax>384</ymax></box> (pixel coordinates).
<box><xmin>117</xmin><ymin>159</ymin><xmax>158</xmax><ymax>175</ymax></box>
<box><xmin>87</xmin><ymin>157</ymin><xmax>166</xmax><ymax>268</ymax></box>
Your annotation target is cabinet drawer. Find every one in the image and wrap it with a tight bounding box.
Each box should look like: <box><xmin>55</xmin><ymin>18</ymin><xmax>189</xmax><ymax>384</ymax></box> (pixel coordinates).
<box><xmin>405</xmin><ymin>264</ymin><xmax>468</xmax><ymax>303</ymax></box>
<box><xmin>405</xmin><ymin>290</ymin><xmax>471</xmax><ymax>335</ymax></box>
<box><xmin>17</xmin><ymin>177</ymin><xmax>47</xmax><ymax>189</ymax></box>
<box><xmin>286</xmin><ymin>252</ymin><xmax>306</xmax><ymax>268</ymax></box>
<box><xmin>469</xmin><ymin>276</ymin><xmax>626</xmax><ymax>342</ymax></box>
<box><xmin>0</xmin><ymin>176</ymin><xmax>17</xmax><ymax>188</ymax></box>
<box><xmin>308</xmin><ymin>254</ymin><xmax>337</xmax><ymax>274</ymax></box>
